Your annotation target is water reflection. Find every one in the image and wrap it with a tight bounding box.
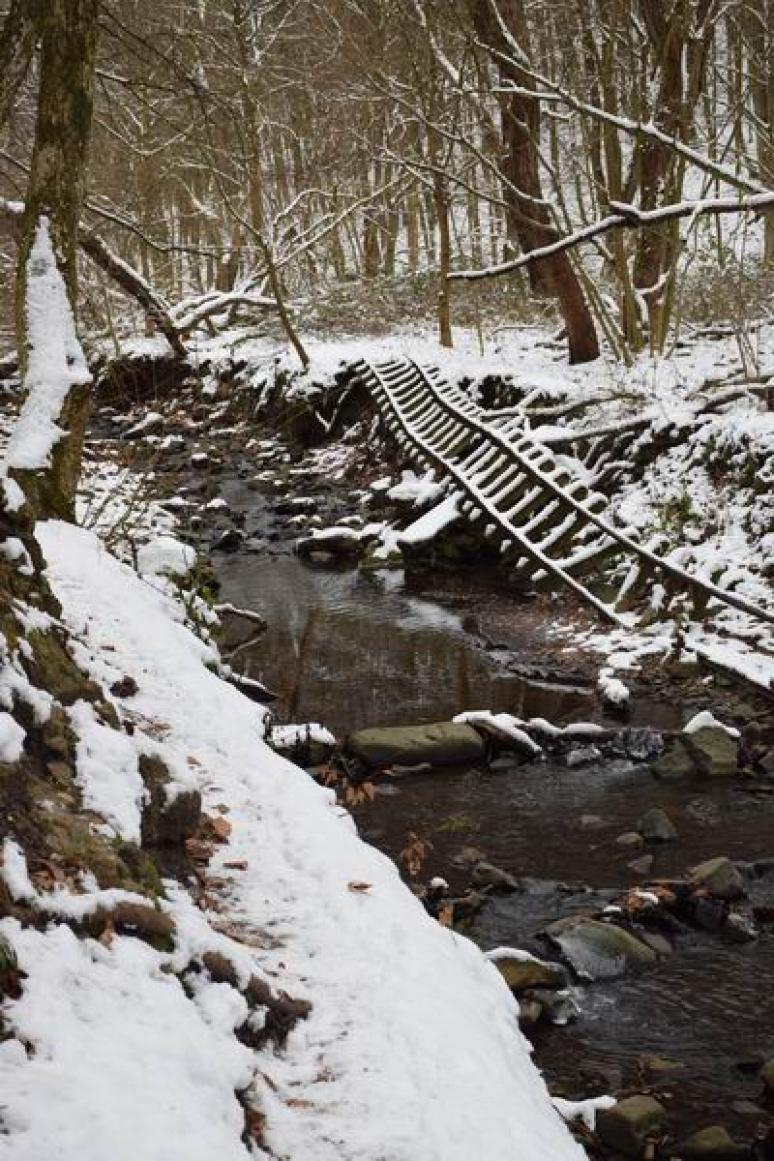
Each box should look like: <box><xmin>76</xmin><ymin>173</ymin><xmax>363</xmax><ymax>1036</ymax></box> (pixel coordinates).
<box><xmin>214</xmin><ymin>555</ymin><xmax>592</xmax><ymax>735</ymax></box>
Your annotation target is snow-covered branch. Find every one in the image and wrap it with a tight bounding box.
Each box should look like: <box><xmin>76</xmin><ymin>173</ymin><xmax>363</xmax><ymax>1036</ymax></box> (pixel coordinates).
<box><xmin>450</xmin><ymin>192</ymin><xmax>774</xmax><ymax>282</ymax></box>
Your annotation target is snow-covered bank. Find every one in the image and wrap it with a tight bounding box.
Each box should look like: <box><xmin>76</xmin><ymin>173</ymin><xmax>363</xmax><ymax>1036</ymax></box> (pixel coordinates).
<box><xmin>0</xmin><ymin>519</ymin><xmax>586</xmax><ymax>1161</ymax></box>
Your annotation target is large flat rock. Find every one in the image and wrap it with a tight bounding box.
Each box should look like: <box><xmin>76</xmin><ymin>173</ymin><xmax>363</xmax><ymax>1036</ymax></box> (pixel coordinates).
<box><xmin>345</xmin><ymin>722</ymin><xmax>486</xmax><ymax>769</ymax></box>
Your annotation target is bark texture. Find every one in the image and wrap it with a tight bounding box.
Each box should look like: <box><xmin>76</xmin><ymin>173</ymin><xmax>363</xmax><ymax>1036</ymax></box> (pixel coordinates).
<box><xmin>467</xmin><ymin>0</ymin><xmax>600</xmax><ymax>364</ymax></box>
<box><xmin>13</xmin><ymin>0</ymin><xmax>99</xmax><ymax>521</ymax></box>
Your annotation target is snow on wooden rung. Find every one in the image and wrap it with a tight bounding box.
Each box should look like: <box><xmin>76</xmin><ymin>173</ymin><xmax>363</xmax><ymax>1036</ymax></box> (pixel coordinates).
<box><xmin>532</xmin><ymin>513</ymin><xmax>580</xmax><ymax>553</ymax></box>
<box><xmin>504</xmin><ymin>486</ymin><xmax>544</xmax><ymax>522</ymax></box>
<box><xmin>472</xmin><ymin>458</ymin><xmax>513</xmax><ymax>493</ymax></box>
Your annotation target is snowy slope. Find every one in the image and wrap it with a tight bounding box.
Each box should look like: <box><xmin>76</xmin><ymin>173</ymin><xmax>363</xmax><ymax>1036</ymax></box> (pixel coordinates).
<box><xmin>2</xmin><ymin>520</ymin><xmax>587</xmax><ymax>1161</ymax></box>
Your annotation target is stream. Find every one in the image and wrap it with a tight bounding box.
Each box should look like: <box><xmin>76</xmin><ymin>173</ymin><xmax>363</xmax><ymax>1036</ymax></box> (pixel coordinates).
<box><xmin>212</xmin><ymin>548</ymin><xmax>774</xmax><ymax>1141</ymax></box>
<box><xmin>193</xmin><ymin>465</ymin><xmax>774</xmax><ymax>1146</ymax></box>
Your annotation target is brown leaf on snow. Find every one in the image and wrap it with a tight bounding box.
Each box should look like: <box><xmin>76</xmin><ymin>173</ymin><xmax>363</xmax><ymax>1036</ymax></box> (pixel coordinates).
<box><xmin>437</xmin><ymin>904</ymin><xmax>454</xmax><ymax>928</ymax></box>
<box><xmin>223</xmin><ymin>859</ymin><xmax>248</xmax><ymax>871</ymax></box>
<box><xmin>347</xmin><ymin>881</ymin><xmax>372</xmax><ymax>893</ymax></box>
<box><xmin>98</xmin><ymin>920</ymin><xmax>116</xmax><ymax>948</ymax></box>
<box><xmin>207</xmin><ymin>815</ymin><xmax>232</xmax><ymax>842</ymax></box>
<box><xmin>244</xmin><ymin>1108</ymin><xmax>267</xmax><ymax>1142</ymax></box>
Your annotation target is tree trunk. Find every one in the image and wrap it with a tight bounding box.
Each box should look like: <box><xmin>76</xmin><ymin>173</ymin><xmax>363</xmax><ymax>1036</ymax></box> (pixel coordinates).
<box><xmin>467</xmin><ymin>0</ymin><xmax>600</xmax><ymax>363</ymax></box>
<box><xmin>434</xmin><ymin>173</ymin><xmax>453</xmax><ymax>348</ymax></box>
<box><xmin>0</xmin><ymin>0</ymin><xmax>43</xmax><ymax>132</ymax></box>
<box><xmin>13</xmin><ymin>0</ymin><xmax>99</xmax><ymax>521</ymax></box>
<box><xmin>631</xmin><ymin>0</ymin><xmax>714</xmax><ymax>348</ymax></box>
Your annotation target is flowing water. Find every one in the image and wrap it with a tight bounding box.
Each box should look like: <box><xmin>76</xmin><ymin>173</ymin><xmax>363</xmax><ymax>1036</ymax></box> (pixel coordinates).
<box><xmin>213</xmin><ymin>513</ymin><xmax>774</xmax><ymax>1143</ymax></box>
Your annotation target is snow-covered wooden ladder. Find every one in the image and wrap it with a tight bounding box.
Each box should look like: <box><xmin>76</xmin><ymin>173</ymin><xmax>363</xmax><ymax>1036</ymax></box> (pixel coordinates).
<box><xmin>352</xmin><ymin>355</ymin><xmax>774</xmax><ymax>630</ymax></box>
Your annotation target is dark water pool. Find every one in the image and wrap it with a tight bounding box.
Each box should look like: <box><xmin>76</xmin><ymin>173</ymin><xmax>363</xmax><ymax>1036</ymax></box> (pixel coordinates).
<box><xmin>213</xmin><ymin>552</ymin><xmax>595</xmax><ymax>736</ymax></box>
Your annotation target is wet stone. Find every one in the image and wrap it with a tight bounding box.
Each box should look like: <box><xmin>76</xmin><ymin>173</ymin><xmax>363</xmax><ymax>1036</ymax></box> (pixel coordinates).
<box><xmin>685</xmin><ymin>726</ymin><xmax>739</xmax><ymax>778</ymax></box>
<box><xmin>671</xmin><ymin>1125</ymin><xmax>750</xmax><ymax>1160</ymax></box>
<box><xmin>545</xmin><ymin>916</ymin><xmax>657</xmax><ymax>980</ymax></box>
<box><xmin>517</xmin><ymin>998</ymin><xmax>543</xmax><ymax>1030</ymax></box>
<box><xmin>211</xmin><ymin>528</ymin><xmax>243</xmax><ymax>552</ymax></box>
<box><xmin>345</xmin><ymin>722</ymin><xmax>485</xmax><ymax>770</ymax></box>
<box><xmin>690</xmin><ymin>856</ymin><xmax>745</xmax><ymax>900</ymax></box>
<box><xmin>596</xmin><ymin>1095</ymin><xmax>667</xmax><ymax>1158</ymax></box>
<box><xmin>471</xmin><ymin>861</ymin><xmax>520</xmax><ymax>893</ymax></box>
<box><xmin>489</xmin><ymin>951</ymin><xmax>566</xmax><ymax>992</ymax></box>
<box><xmin>637</xmin><ymin>806</ymin><xmax>678</xmax><ymax>842</ymax></box>
<box><xmin>564</xmin><ymin>744</ymin><xmax>602</xmax><ymax>768</ymax></box>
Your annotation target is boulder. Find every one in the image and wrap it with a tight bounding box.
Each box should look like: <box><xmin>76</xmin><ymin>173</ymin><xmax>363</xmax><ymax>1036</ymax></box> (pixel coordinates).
<box><xmin>487</xmin><ymin>949</ymin><xmax>566</xmax><ymax>992</ymax></box>
<box><xmin>471</xmin><ymin>861</ymin><xmax>520</xmax><ymax>892</ymax></box>
<box><xmin>685</xmin><ymin>726</ymin><xmax>738</xmax><ymax>777</ymax></box>
<box><xmin>596</xmin><ymin>1095</ymin><xmax>667</xmax><ymax>1158</ymax></box>
<box><xmin>689</xmin><ymin>856</ymin><xmax>744</xmax><ymax>901</ymax></box>
<box><xmin>638</xmin><ymin>806</ymin><xmax>678</xmax><ymax>842</ymax></box>
<box><xmin>545</xmin><ymin>916</ymin><xmax>658</xmax><ymax>980</ymax></box>
<box><xmin>653</xmin><ymin>728</ymin><xmax>738</xmax><ymax>779</ymax></box>
<box><xmin>672</xmin><ymin>1125</ymin><xmax>749</xmax><ymax>1159</ymax></box>
<box><xmin>345</xmin><ymin>722</ymin><xmax>485</xmax><ymax>769</ymax></box>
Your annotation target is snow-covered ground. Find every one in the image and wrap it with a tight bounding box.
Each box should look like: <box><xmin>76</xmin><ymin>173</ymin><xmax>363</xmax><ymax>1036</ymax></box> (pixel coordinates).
<box><xmin>0</xmin><ymin>518</ymin><xmax>587</xmax><ymax>1161</ymax></box>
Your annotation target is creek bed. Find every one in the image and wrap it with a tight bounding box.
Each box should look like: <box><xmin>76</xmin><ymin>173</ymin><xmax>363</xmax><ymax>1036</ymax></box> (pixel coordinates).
<box><xmin>212</xmin><ymin>516</ymin><xmax>774</xmax><ymax>1145</ymax></box>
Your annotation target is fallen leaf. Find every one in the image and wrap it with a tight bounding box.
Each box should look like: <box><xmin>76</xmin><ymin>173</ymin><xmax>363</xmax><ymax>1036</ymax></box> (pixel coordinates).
<box><xmin>98</xmin><ymin>920</ymin><xmax>116</xmax><ymax>947</ymax></box>
<box><xmin>244</xmin><ymin>1108</ymin><xmax>267</xmax><ymax>1142</ymax></box>
<box><xmin>223</xmin><ymin>859</ymin><xmax>248</xmax><ymax>871</ymax></box>
<box><xmin>208</xmin><ymin>816</ymin><xmax>232</xmax><ymax>842</ymax></box>
<box><xmin>437</xmin><ymin>904</ymin><xmax>454</xmax><ymax>928</ymax></box>
<box><xmin>347</xmin><ymin>881</ymin><xmax>372</xmax><ymax>893</ymax></box>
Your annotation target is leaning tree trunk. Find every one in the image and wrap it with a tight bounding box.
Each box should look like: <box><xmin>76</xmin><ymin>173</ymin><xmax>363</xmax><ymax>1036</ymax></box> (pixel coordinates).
<box><xmin>13</xmin><ymin>0</ymin><xmax>99</xmax><ymax>521</ymax></box>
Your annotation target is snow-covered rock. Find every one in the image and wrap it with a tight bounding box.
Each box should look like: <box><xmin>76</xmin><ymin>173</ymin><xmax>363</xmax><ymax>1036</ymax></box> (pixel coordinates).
<box><xmin>137</xmin><ymin>536</ymin><xmax>196</xmax><ymax>579</ymax></box>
